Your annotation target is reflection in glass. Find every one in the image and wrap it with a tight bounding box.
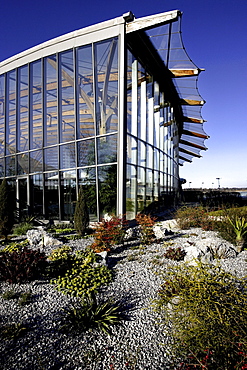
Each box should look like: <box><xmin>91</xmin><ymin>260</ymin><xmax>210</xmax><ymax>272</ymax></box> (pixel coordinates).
<box><xmin>97</xmin><ymin>134</ymin><xmax>117</xmax><ymax>164</ymax></box>
<box><xmin>79</xmin><ymin>168</ymin><xmax>97</xmax><ymax>221</ymax></box>
<box><xmin>0</xmin><ymin>158</ymin><xmax>4</xmax><ymax>177</ymax></box>
<box><xmin>95</xmin><ymin>38</ymin><xmax>118</xmax><ymax>136</ymax></box>
<box><xmin>60</xmin><ymin>50</ymin><xmax>75</xmax><ymax>143</ymax></box>
<box><xmin>44</xmin><ymin>56</ymin><xmax>58</xmax><ymax>146</ymax></box>
<box><xmin>6</xmin><ymin>70</ymin><xmax>16</xmax><ymax>154</ymax></box>
<box><xmin>77</xmin><ymin>139</ymin><xmax>95</xmax><ymax>167</ymax></box>
<box><xmin>126</xmin><ymin>164</ymin><xmax>136</xmax><ymax>219</ymax></box>
<box><xmin>18</xmin><ymin>65</ymin><xmax>29</xmax><ymax>152</ymax></box>
<box><xmin>30</xmin><ymin>61</ymin><xmax>42</xmax><ymax>149</ymax></box>
<box><xmin>30</xmin><ymin>150</ymin><xmax>43</xmax><ymax>173</ymax></box>
<box><xmin>60</xmin><ymin>143</ymin><xmax>76</xmax><ymax>169</ymax></box>
<box><xmin>77</xmin><ymin>45</ymin><xmax>94</xmax><ymax>139</ymax></box>
<box><xmin>45</xmin><ymin>172</ymin><xmax>59</xmax><ymax>219</ymax></box>
<box><xmin>30</xmin><ymin>174</ymin><xmax>43</xmax><ymax>216</ymax></box>
<box><xmin>137</xmin><ymin>166</ymin><xmax>145</xmax><ymax>213</ymax></box>
<box><xmin>17</xmin><ymin>153</ymin><xmax>29</xmax><ymax>175</ymax></box>
<box><xmin>6</xmin><ymin>155</ymin><xmax>15</xmax><ymax>176</ymax></box>
<box><xmin>98</xmin><ymin>165</ymin><xmax>117</xmax><ymax>215</ymax></box>
<box><xmin>61</xmin><ymin>170</ymin><xmax>76</xmax><ymax>220</ymax></box>
<box><xmin>44</xmin><ymin>147</ymin><xmax>58</xmax><ymax>171</ymax></box>
<box><xmin>0</xmin><ymin>75</ymin><xmax>5</xmax><ymax>156</ymax></box>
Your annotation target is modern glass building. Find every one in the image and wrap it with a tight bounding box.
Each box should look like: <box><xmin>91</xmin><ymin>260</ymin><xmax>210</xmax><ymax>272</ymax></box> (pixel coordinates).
<box><xmin>0</xmin><ymin>10</ymin><xmax>208</xmax><ymax>221</ymax></box>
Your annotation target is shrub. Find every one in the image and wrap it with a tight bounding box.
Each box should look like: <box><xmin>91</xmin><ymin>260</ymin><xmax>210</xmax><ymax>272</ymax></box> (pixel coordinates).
<box><xmin>0</xmin><ymin>240</ymin><xmax>29</xmax><ymax>253</ymax></box>
<box><xmin>135</xmin><ymin>213</ymin><xmax>156</xmax><ymax>244</ymax></box>
<box><xmin>12</xmin><ymin>222</ymin><xmax>33</xmax><ymax>236</ymax></box>
<box><xmin>155</xmin><ymin>262</ymin><xmax>247</xmax><ymax>369</ymax></box>
<box><xmin>51</xmin><ymin>249</ymin><xmax>112</xmax><ymax>298</ymax></box>
<box><xmin>0</xmin><ymin>246</ymin><xmax>47</xmax><ymax>283</ymax></box>
<box><xmin>0</xmin><ymin>179</ymin><xmax>15</xmax><ymax>239</ymax></box>
<box><xmin>61</xmin><ymin>295</ymin><xmax>125</xmax><ymax>335</ymax></box>
<box><xmin>47</xmin><ymin>246</ymin><xmax>74</xmax><ymax>278</ymax></box>
<box><xmin>74</xmin><ymin>186</ymin><xmax>89</xmax><ymax>236</ymax></box>
<box><xmin>90</xmin><ymin>216</ymin><xmax>127</xmax><ymax>252</ymax></box>
<box><xmin>174</xmin><ymin>206</ymin><xmax>215</xmax><ymax>231</ymax></box>
<box><xmin>163</xmin><ymin>246</ymin><xmax>186</xmax><ymax>261</ymax></box>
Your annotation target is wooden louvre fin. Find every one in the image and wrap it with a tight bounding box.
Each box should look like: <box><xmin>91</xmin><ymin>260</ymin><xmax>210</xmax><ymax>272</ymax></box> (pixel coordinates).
<box><xmin>179</xmin><ymin>147</ymin><xmax>201</xmax><ymax>158</ymax></box>
<box><xmin>183</xmin><ymin>116</ymin><xmax>206</xmax><ymax>124</ymax></box>
<box><xmin>180</xmin><ymin>98</ymin><xmax>205</xmax><ymax>106</ymax></box>
<box><xmin>179</xmin><ymin>139</ymin><xmax>207</xmax><ymax>151</ymax></box>
<box><xmin>170</xmin><ymin>69</ymin><xmax>199</xmax><ymax>77</ymax></box>
<box><xmin>182</xmin><ymin>129</ymin><xmax>209</xmax><ymax>139</ymax></box>
<box><xmin>179</xmin><ymin>155</ymin><xmax>192</xmax><ymax>163</ymax></box>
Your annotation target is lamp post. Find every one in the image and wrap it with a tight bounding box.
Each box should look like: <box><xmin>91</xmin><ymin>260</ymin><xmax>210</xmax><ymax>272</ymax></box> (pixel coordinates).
<box><xmin>216</xmin><ymin>177</ymin><xmax>221</xmax><ymax>189</ymax></box>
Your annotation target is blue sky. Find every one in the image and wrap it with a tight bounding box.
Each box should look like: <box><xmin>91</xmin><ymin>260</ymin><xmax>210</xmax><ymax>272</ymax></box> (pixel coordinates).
<box><xmin>1</xmin><ymin>0</ymin><xmax>246</xmax><ymax>189</ymax></box>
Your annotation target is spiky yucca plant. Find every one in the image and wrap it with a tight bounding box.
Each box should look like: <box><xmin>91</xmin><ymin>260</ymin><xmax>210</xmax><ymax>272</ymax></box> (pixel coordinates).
<box><xmin>228</xmin><ymin>216</ymin><xmax>247</xmax><ymax>252</ymax></box>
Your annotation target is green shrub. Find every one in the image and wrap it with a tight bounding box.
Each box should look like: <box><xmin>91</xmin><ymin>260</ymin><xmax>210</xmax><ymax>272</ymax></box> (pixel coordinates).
<box><xmin>155</xmin><ymin>262</ymin><xmax>247</xmax><ymax>369</ymax></box>
<box><xmin>61</xmin><ymin>295</ymin><xmax>125</xmax><ymax>335</ymax></box>
<box><xmin>0</xmin><ymin>246</ymin><xmax>47</xmax><ymax>283</ymax></box>
<box><xmin>12</xmin><ymin>222</ymin><xmax>33</xmax><ymax>236</ymax></box>
<box><xmin>135</xmin><ymin>213</ymin><xmax>156</xmax><ymax>244</ymax></box>
<box><xmin>0</xmin><ymin>240</ymin><xmax>29</xmax><ymax>253</ymax></box>
<box><xmin>163</xmin><ymin>246</ymin><xmax>186</xmax><ymax>261</ymax></box>
<box><xmin>51</xmin><ymin>249</ymin><xmax>112</xmax><ymax>298</ymax></box>
<box><xmin>18</xmin><ymin>291</ymin><xmax>32</xmax><ymax>306</ymax></box>
<box><xmin>174</xmin><ymin>206</ymin><xmax>213</xmax><ymax>230</ymax></box>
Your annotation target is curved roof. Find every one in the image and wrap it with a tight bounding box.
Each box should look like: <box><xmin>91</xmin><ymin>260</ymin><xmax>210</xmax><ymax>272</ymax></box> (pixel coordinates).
<box><xmin>126</xmin><ymin>10</ymin><xmax>209</xmax><ymax>165</ymax></box>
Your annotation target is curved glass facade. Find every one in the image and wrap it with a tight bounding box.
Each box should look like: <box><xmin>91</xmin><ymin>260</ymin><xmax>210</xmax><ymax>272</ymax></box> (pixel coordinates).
<box><xmin>0</xmin><ymin>10</ymin><xmax>207</xmax><ymax>221</ymax></box>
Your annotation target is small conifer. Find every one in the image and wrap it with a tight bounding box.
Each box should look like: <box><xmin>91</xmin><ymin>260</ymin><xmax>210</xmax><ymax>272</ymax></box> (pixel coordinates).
<box><xmin>74</xmin><ymin>186</ymin><xmax>89</xmax><ymax>236</ymax></box>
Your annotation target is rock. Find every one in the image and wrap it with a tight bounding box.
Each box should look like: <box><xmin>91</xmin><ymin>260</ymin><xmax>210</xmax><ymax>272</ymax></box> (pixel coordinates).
<box><xmin>26</xmin><ymin>228</ymin><xmax>62</xmax><ymax>249</ymax></box>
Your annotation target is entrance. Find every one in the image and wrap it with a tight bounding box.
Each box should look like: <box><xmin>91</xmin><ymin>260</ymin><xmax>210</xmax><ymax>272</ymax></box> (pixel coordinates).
<box><xmin>16</xmin><ymin>177</ymin><xmax>29</xmax><ymax>220</ymax></box>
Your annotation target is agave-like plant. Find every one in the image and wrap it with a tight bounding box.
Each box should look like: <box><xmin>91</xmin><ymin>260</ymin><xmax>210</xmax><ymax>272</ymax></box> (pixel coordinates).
<box><xmin>228</xmin><ymin>216</ymin><xmax>247</xmax><ymax>252</ymax></box>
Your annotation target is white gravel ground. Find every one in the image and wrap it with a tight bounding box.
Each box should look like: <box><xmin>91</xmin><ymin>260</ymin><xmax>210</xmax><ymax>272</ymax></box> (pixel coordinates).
<box><xmin>1</xmin><ymin>224</ymin><xmax>247</xmax><ymax>370</ymax></box>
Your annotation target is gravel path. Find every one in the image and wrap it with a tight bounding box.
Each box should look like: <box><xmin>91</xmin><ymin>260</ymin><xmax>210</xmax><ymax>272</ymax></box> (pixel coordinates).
<box><xmin>1</xmin><ymin>224</ymin><xmax>247</xmax><ymax>370</ymax></box>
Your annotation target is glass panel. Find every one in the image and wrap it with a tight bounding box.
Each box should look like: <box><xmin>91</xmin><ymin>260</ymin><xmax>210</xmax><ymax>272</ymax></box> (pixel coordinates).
<box><xmin>0</xmin><ymin>75</ymin><xmax>5</xmax><ymax>156</ymax></box>
<box><xmin>146</xmin><ymin>144</ymin><xmax>153</xmax><ymax>169</ymax></box>
<box><xmin>44</xmin><ymin>147</ymin><xmax>58</xmax><ymax>171</ymax></box>
<box><xmin>97</xmin><ymin>134</ymin><xmax>117</xmax><ymax>164</ymax></box>
<box><xmin>79</xmin><ymin>168</ymin><xmax>97</xmax><ymax>221</ymax></box>
<box><xmin>77</xmin><ymin>138</ymin><xmax>95</xmax><ymax>167</ymax></box>
<box><xmin>154</xmin><ymin>170</ymin><xmax>159</xmax><ymax>201</ymax></box>
<box><xmin>17</xmin><ymin>65</ymin><xmax>29</xmax><ymax>152</ymax></box>
<box><xmin>60</xmin><ymin>50</ymin><xmax>75</xmax><ymax>143</ymax></box>
<box><xmin>126</xmin><ymin>164</ymin><xmax>136</xmax><ymax>220</ymax></box>
<box><xmin>17</xmin><ymin>153</ymin><xmax>29</xmax><ymax>175</ymax></box>
<box><xmin>146</xmin><ymin>169</ymin><xmax>153</xmax><ymax>207</ymax></box>
<box><xmin>6</xmin><ymin>155</ymin><xmax>15</xmax><ymax>176</ymax></box>
<box><xmin>30</xmin><ymin>150</ymin><xmax>43</xmax><ymax>173</ymax></box>
<box><xmin>98</xmin><ymin>165</ymin><xmax>117</xmax><ymax>215</ymax></box>
<box><xmin>127</xmin><ymin>136</ymin><xmax>137</xmax><ymax>166</ymax></box>
<box><xmin>95</xmin><ymin>38</ymin><xmax>118</xmax><ymax>135</ymax></box>
<box><xmin>137</xmin><ymin>140</ymin><xmax>145</xmax><ymax>167</ymax></box>
<box><xmin>0</xmin><ymin>157</ymin><xmax>4</xmax><ymax>177</ymax></box>
<box><xmin>137</xmin><ymin>166</ymin><xmax>145</xmax><ymax>213</ymax></box>
<box><xmin>61</xmin><ymin>170</ymin><xmax>76</xmax><ymax>221</ymax></box>
<box><xmin>44</xmin><ymin>172</ymin><xmax>59</xmax><ymax>219</ymax></box>
<box><xmin>6</xmin><ymin>70</ymin><xmax>16</xmax><ymax>154</ymax></box>
<box><xmin>17</xmin><ymin>178</ymin><xmax>28</xmax><ymax>220</ymax></box>
<box><xmin>60</xmin><ymin>142</ymin><xmax>76</xmax><ymax>169</ymax></box>
<box><xmin>44</xmin><ymin>55</ymin><xmax>58</xmax><ymax>146</ymax></box>
<box><xmin>77</xmin><ymin>45</ymin><xmax>94</xmax><ymax>139</ymax></box>
<box><xmin>30</xmin><ymin>60</ymin><xmax>42</xmax><ymax>149</ymax></box>
<box><xmin>30</xmin><ymin>174</ymin><xmax>43</xmax><ymax>216</ymax></box>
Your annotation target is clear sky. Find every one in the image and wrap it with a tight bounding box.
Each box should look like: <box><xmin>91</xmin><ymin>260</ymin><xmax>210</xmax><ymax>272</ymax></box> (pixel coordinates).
<box><xmin>0</xmin><ymin>0</ymin><xmax>246</xmax><ymax>189</ymax></box>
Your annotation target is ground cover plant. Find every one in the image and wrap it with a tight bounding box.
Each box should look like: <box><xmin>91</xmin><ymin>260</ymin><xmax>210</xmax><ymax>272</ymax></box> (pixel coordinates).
<box><xmin>155</xmin><ymin>262</ymin><xmax>247</xmax><ymax>369</ymax></box>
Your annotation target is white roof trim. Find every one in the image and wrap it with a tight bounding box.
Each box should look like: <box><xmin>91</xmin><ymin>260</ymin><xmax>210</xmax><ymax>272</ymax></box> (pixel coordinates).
<box><xmin>126</xmin><ymin>10</ymin><xmax>180</xmax><ymax>33</ymax></box>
